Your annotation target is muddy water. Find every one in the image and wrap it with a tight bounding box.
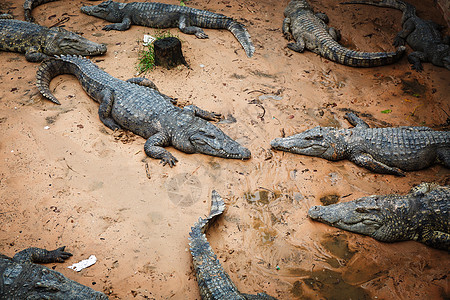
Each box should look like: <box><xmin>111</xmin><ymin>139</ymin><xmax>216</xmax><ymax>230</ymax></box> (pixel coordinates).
<box><xmin>0</xmin><ymin>0</ymin><xmax>449</xmax><ymax>299</ymax></box>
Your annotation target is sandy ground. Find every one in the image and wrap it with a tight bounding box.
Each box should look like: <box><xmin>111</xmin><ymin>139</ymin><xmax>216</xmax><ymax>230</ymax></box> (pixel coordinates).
<box><xmin>0</xmin><ymin>0</ymin><xmax>449</xmax><ymax>299</ymax></box>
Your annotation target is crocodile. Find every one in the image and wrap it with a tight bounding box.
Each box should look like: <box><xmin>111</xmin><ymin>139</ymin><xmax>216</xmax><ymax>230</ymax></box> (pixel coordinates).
<box><xmin>23</xmin><ymin>0</ymin><xmax>59</xmax><ymax>22</ymax></box>
<box><xmin>341</xmin><ymin>0</ymin><xmax>450</xmax><ymax>71</ymax></box>
<box><xmin>0</xmin><ymin>18</ymin><xmax>107</xmax><ymax>62</ymax></box>
<box><xmin>37</xmin><ymin>55</ymin><xmax>251</xmax><ymax>166</ymax></box>
<box><xmin>270</xmin><ymin>112</ymin><xmax>450</xmax><ymax>176</ymax></box>
<box><xmin>0</xmin><ymin>246</ymin><xmax>108</xmax><ymax>299</ymax></box>
<box><xmin>282</xmin><ymin>0</ymin><xmax>405</xmax><ymax>67</ymax></box>
<box><xmin>308</xmin><ymin>183</ymin><xmax>450</xmax><ymax>251</ymax></box>
<box><xmin>80</xmin><ymin>0</ymin><xmax>255</xmax><ymax>57</ymax></box>
<box><xmin>189</xmin><ymin>190</ymin><xmax>278</xmax><ymax>299</ymax></box>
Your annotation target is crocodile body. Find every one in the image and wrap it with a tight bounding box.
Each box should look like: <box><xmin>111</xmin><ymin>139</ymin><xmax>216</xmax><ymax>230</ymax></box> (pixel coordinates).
<box><xmin>37</xmin><ymin>55</ymin><xmax>251</xmax><ymax>166</ymax></box>
<box><xmin>0</xmin><ymin>18</ymin><xmax>106</xmax><ymax>62</ymax></box>
<box><xmin>271</xmin><ymin>112</ymin><xmax>450</xmax><ymax>176</ymax></box>
<box><xmin>308</xmin><ymin>183</ymin><xmax>450</xmax><ymax>251</ymax></box>
<box><xmin>80</xmin><ymin>0</ymin><xmax>254</xmax><ymax>57</ymax></box>
<box><xmin>189</xmin><ymin>191</ymin><xmax>278</xmax><ymax>300</ymax></box>
<box><xmin>0</xmin><ymin>246</ymin><xmax>108</xmax><ymax>299</ymax></box>
<box><xmin>23</xmin><ymin>0</ymin><xmax>58</xmax><ymax>22</ymax></box>
<box><xmin>282</xmin><ymin>0</ymin><xmax>405</xmax><ymax>67</ymax></box>
<box><xmin>342</xmin><ymin>0</ymin><xmax>450</xmax><ymax>71</ymax></box>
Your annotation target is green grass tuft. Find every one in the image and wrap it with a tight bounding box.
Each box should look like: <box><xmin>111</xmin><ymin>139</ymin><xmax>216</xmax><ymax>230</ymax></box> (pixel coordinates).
<box><xmin>136</xmin><ymin>30</ymin><xmax>179</xmax><ymax>74</ymax></box>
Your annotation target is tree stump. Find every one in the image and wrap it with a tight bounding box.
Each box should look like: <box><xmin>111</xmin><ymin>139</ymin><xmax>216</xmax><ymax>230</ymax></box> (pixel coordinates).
<box><xmin>154</xmin><ymin>37</ymin><xmax>189</xmax><ymax>69</ymax></box>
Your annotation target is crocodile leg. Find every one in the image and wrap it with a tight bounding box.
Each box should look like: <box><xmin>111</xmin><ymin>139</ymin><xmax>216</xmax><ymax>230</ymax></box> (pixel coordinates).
<box><xmin>25</xmin><ymin>47</ymin><xmax>48</xmax><ymax>62</ymax></box>
<box><xmin>126</xmin><ymin>77</ymin><xmax>159</xmax><ymax>91</ymax></box>
<box><xmin>98</xmin><ymin>89</ymin><xmax>121</xmax><ymax>130</ymax></box>
<box><xmin>103</xmin><ymin>16</ymin><xmax>132</xmax><ymax>31</ymax></box>
<box><xmin>178</xmin><ymin>14</ymin><xmax>208</xmax><ymax>39</ymax></box>
<box><xmin>144</xmin><ymin>132</ymin><xmax>178</xmax><ymax>166</ymax></box>
<box><xmin>184</xmin><ymin>105</ymin><xmax>222</xmax><ymax>121</ymax></box>
<box><xmin>329</xmin><ymin>27</ymin><xmax>341</xmax><ymax>42</ymax></box>
<box><xmin>287</xmin><ymin>37</ymin><xmax>306</xmax><ymax>52</ymax></box>
<box><xmin>344</xmin><ymin>112</ymin><xmax>370</xmax><ymax>128</ymax></box>
<box><xmin>407</xmin><ymin>51</ymin><xmax>427</xmax><ymax>72</ymax></box>
<box><xmin>12</xmin><ymin>246</ymin><xmax>72</xmax><ymax>264</ymax></box>
<box><xmin>315</xmin><ymin>12</ymin><xmax>329</xmax><ymax>24</ymax></box>
<box><xmin>394</xmin><ymin>19</ymin><xmax>415</xmax><ymax>47</ymax></box>
<box><xmin>421</xmin><ymin>230</ymin><xmax>450</xmax><ymax>251</ymax></box>
<box><xmin>282</xmin><ymin>17</ymin><xmax>292</xmax><ymax>40</ymax></box>
<box><xmin>351</xmin><ymin>153</ymin><xmax>406</xmax><ymax>176</ymax></box>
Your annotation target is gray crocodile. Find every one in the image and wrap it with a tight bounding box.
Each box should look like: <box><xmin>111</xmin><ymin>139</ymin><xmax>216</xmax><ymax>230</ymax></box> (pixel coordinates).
<box><xmin>341</xmin><ymin>0</ymin><xmax>450</xmax><ymax>71</ymax></box>
<box><xmin>0</xmin><ymin>18</ymin><xmax>106</xmax><ymax>62</ymax></box>
<box><xmin>282</xmin><ymin>0</ymin><xmax>405</xmax><ymax>67</ymax></box>
<box><xmin>23</xmin><ymin>0</ymin><xmax>58</xmax><ymax>22</ymax></box>
<box><xmin>0</xmin><ymin>246</ymin><xmax>108</xmax><ymax>299</ymax></box>
<box><xmin>308</xmin><ymin>183</ymin><xmax>450</xmax><ymax>251</ymax></box>
<box><xmin>189</xmin><ymin>190</ymin><xmax>278</xmax><ymax>299</ymax></box>
<box><xmin>270</xmin><ymin>112</ymin><xmax>450</xmax><ymax>176</ymax></box>
<box><xmin>80</xmin><ymin>0</ymin><xmax>255</xmax><ymax>57</ymax></box>
<box><xmin>37</xmin><ymin>55</ymin><xmax>251</xmax><ymax>166</ymax></box>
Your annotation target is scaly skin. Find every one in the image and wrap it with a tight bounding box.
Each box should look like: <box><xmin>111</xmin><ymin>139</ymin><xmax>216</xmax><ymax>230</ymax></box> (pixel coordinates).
<box><xmin>80</xmin><ymin>0</ymin><xmax>255</xmax><ymax>57</ymax></box>
<box><xmin>0</xmin><ymin>246</ymin><xmax>108</xmax><ymax>299</ymax></box>
<box><xmin>189</xmin><ymin>191</ymin><xmax>278</xmax><ymax>300</ymax></box>
<box><xmin>0</xmin><ymin>19</ymin><xmax>107</xmax><ymax>62</ymax></box>
<box><xmin>341</xmin><ymin>0</ymin><xmax>450</xmax><ymax>71</ymax></box>
<box><xmin>283</xmin><ymin>0</ymin><xmax>405</xmax><ymax>67</ymax></box>
<box><xmin>271</xmin><ymin>112</ymin><xmax>450</xmax><ymax>176</ymax></box>
<box><xmin>23</xmin><ymin>0</ymin><xmax>59</xmax><ymax>22</ymax></box>
<box><xmin>308</xmin><ymin>183</ymin><xmax>450</xmax><ymax>251</ymax></box>
<box><xmin>36</xmin><ymin>55</ymin><xmax>251</xmax><ymax>166</ymax></box>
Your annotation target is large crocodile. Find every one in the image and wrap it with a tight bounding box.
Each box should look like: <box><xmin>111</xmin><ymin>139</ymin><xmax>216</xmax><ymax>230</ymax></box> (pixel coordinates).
<box><xmin>282</xmin><ymin>0</ymin><xmax>405</xmax><ymax>67</ymax></box>
<box><xmin>37</xmin><ymin>55</ymin><xmax>251</xmax><ymax>166</ymax></box>
<box><xmin>308</xmin><ymin>183</ymin><xmax>450</xmax><ymax>251</ymax></box>
<box><xmin>270</xmin><ymin>112</ymin><xmax>450</xmax><ymax>176</ymax></box>
<box><xmin>341</xmin><ymin>0</ymin><xmax>450</xmax><ymax>71</ymax></box>
<box><xmin>80</xmin><ymin>0</ymin><xmax>255</xmax><ymax>57</ymax></box>
<box><xmin>0</xmin><ymin>18</ymin><xmax>106</xmax><ymax>62</ymax></box>
<box><xmin>0</xmin><ymin>245</ymin><xmax>108</xmax><ymax>299</ymax></box>
<box><xmin>189</xmin><ymin>190</ymin><xmax>278</xmax><ymax>299</ymax></box>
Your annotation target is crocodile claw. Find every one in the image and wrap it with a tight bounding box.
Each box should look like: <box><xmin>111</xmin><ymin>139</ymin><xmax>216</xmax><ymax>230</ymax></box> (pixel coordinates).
<box><xmin>51</xmin><ymin>246</ymin><xmax>73</xmax><ymax>262</ymax></box>
<box><xmin>160</xmin><ymin>154</ymin><xmax>178</xmax><ymax>167</ymax></box>
<box><xmin>195</xmin><ymin>32</ymin><xmax>208</xmax><ymax>39</ymax></box>
<box><xmin>102</xmin><ymin>25</ymin><xmax>114</xmax><ymax>31</ymax></box>
<box><xmin>393</xmin><ymin>36</ymin><xmax>405</xmax><ymax>47</ymax></box>
<box><xmin>412</xmin><ymin>63</ymin><xmax>423</xmax><ymax>72</ymax></box>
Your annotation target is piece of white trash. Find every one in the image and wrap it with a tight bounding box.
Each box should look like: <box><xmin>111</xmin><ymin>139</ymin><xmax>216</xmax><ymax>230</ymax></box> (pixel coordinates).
<box><xmin>143</xmin><ymin>35</ymin><xmax>156</xmax><ymax>46</ymax></box>
<box><xmin>67</xmin><ymin>255</ymin><xmax>97</xmax><ymax>272</ymax></box>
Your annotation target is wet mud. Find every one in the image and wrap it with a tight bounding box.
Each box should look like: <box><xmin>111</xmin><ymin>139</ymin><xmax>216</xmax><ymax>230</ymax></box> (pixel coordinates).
<box><xmin>1</xmin><ymin>0</ymin><xmax>449</xmax><ymax>299</ymax></box>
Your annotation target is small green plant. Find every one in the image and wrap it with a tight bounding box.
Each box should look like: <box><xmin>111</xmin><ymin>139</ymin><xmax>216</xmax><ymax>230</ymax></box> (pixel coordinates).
<box><xmin>136</xmin><ymin>30</ymin><xmax>179</xmax><ymax>74</ymax></box>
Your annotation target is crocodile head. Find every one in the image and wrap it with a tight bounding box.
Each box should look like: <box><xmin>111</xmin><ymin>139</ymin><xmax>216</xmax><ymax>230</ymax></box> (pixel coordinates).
<box><xmin>308</xmin><ymin>195</ymin><xmax>409</xmax><ymax>242</ymax></box>
<box><xmin>175</xmin><ymin>120</ymin><xmax>251</xmax><ymax>160</ymax></box>
<box><xmin>45</xmin><ymin>27</ymin><xmax>107</xmax><ymax>56</ymax></box>
<box><xmin>81</xmin><ymin>0</ymin><xmax>125</xmax><ymax>22</ymax></box>
<box><xmin>270</xmin><ymin>126</ymin><xmax>346</xmax><ymax>160</ymax></box>
<box><xmin>285</xmin><ymin>0</ymin><xmax>312</xmax><ymax>15</ymax></box>
<box><xmin>17</xmin><ymin>266</ymin><xmax>108</xmax><ymax>299</ymax></box>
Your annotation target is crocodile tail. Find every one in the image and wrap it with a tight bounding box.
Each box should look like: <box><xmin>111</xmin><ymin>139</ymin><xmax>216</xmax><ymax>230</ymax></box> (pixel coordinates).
<box><xmin>340</xmin><ymin>0</ymin><xmax>416</xmax><ymax>18</ymax></box>
<box><xmin>227</xmin><ymin>21</ymin><xmax>255</xmax><ymax>57</ymax></box>
<box><xmin>36</xmin><ymin>56</ymin><xmax>71</xmax><ymax>104</ymax></box>
<box><xmin>323</xmin><ymin>43</ymin><xmax>406</xmax><ymax>67</ymax></box>
<box><xmin>23</xmin><ymin>0</ymin><xmax>59</xmax><ymax>22</ymax></box>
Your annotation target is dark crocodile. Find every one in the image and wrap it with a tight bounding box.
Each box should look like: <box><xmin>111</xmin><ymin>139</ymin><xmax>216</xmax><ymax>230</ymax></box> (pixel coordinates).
<box><xmin>23</xmin><ymin>0</ymin><xmax>58</xmax><ymax>22</ymax></box>
<box><xmin>37</xmin><ymin>55</ymin><xmax>251</xmax><ymax>166</ymax></box>
<box><xmin>308</xmin><ymin>183</ymin><xmax>450</xmax><ymax>251</ymax></box>
<box><xmin>341</xmin><ymin>0</ymin><xmax>450</xmax><ymax>71</ymax></box>
<box><xmin>189</xmin><ymin>190</ymin><xmax>278</xmax><ymax>299</ymax></box>
<box><xmin>0</xmin><ymin>18</ymin><xmax>106</xmax><ymax>62</ymax></box>
<box><xmin>80</xmin><ymin>0</ymin><xmax>255</xmax><ymax>57</ymax></box>
<box><xmin>270</xmin><ymin>112</ymin><xmax>450</xmax><ymax>176</ymax></box>
<box><xmin>282</xmin><ymin>0</ymin><xmax>405</xmax><ymax>67</ymax></box>
<box><xmin>0</xmin><ymin>246</ymin><xmax>108</xmax><ymax>299</ymax></box>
